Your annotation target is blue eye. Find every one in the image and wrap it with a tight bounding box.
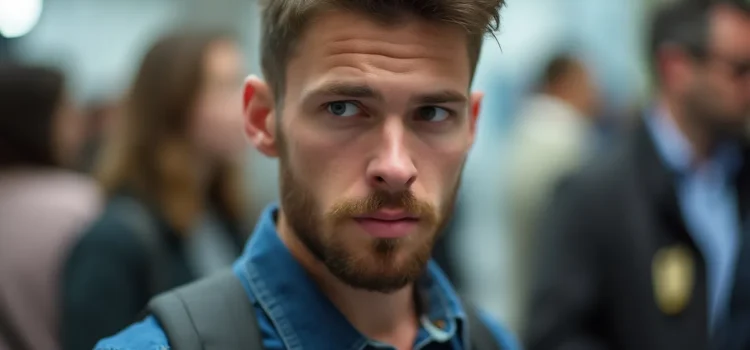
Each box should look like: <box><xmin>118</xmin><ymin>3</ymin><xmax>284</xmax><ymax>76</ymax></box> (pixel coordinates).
<box><xmin>417</xmin><ymin>107</ymin><xmax>450</xmax><ymax>122</ymax></box>
<box><xmin>327</xmin><ymin>101</ymin><xmax>361</xmax><ymax>117</ymax></box>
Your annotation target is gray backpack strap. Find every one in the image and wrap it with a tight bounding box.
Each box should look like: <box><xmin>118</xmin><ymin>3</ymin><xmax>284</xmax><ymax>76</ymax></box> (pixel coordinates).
<box><xmin>147</xmin><ymin>269</ymin><xmax>264</xmax><ymax>350</ymax></box>
<box><xmin>462</xmin><ymin>297</ymin><xmax>503</xmax><ymax>350</ymax></box>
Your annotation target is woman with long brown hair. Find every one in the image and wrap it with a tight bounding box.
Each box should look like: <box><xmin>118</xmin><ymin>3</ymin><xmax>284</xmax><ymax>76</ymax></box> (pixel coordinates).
<box><xmin>61</xmin><ymin>29</ymin><xmax>249</xmax><ymax>350</ymax></box>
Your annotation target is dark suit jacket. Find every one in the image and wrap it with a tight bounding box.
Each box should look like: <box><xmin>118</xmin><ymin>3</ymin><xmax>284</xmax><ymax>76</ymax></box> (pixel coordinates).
<box><xmin>524</xmin><ymin>125</ymin><xmax>750</xmax><ymax>350</ymax></box>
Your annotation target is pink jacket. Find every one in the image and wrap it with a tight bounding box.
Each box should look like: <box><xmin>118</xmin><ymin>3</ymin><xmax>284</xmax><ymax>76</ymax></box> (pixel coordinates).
<box><xmin>0</xmin><ymin>169</ymin><xmax>101</xmax><ymax>350</ymax></box>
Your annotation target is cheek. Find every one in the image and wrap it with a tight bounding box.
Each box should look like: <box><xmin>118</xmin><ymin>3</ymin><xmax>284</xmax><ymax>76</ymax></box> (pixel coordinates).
<box><xmin>283</xmin><ymin>118</ymin><xmax>369</xmax><ymax>210</ymax></box>
<box><xmin>413</xmin><ymin>134</ymin><xmax>468</xmax><ymax>199</ymax></box>
<box><xmin>430</xmin><ymin>151</ymin><xmax>465</xmax><ymax>205</ymax></box>
<box><xmin>703</xmin><ymin>75</ymin><xmax>739</xmax><ymax>109</ymax></box>
<box><xmin>191</xmin><ymin>100</ymin><xmax>246</xmax><ymax>156</ymax></box>
<box><xmin>723</xmin><ymin>79</ymin><xmax>749</xmax><ymax>106</ymax></box>
<box><xmin>290</xmin><ymin>132</ymin><xmax>357</xmax><ymax>199</ymax></box>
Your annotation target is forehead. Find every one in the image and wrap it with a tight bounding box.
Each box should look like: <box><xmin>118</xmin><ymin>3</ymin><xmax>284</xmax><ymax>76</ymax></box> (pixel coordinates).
<box><xmin>283</xmin><ymin>9</ymin><xmax>473</xmax><ymax>101</ymax></box>
<box><xmin>711</xmin><ymin>7</ymin><xmax>750</xmax><ymax>54</ymax></box>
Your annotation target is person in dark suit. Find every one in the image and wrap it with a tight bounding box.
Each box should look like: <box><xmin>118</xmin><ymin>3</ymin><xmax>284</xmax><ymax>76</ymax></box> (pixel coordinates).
<box><xmin>524</xmin><ymin>1</ymin><xmax>750</xmax><ymax>349</ymax></box>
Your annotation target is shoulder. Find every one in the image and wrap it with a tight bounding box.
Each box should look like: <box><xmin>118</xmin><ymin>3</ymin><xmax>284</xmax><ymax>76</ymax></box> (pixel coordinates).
<box><xmin>41</xmin><ymin>171</ymin><xmax>102</xmax><ymax>211</ymax></box>
<box><xmin>476</xmin><ymin>310</ymin><xmax>522</xmax><ymax>350</ymax></box>
<box><xmin>7</xmin><ymin>169</ymin><xmax>100</xmax><ymax>200</ymax></box>
<box><xmin>572</xmin><ymin>142</ymin><xmax>633</xmax><ymax>186</ymax></box>
<box><xmin>78</xmin><ymin>194</ymin><xmax>156</xmax><ymax>245</ymax></box>
<box><xmin>65</xmin><ymin>196</ymin><xmax>152</xmax><ymax>270</ymax></box>
<box><xmin>552</xmin><ymin>139</ymin><xmax>636</xmax><ymax>211</ymax></box>
<box><xmin>71</xmin><ymin>217</ymin><xmax>140</xmax><ymax>259</ymax></box>
<box><xmin>0</xmin><ymin>170</ymin><xmax>102</xmax><ymax>222</ymax></box>
<box><xmin>94</xmin><ymin>316</ymin><xmax>169</xmax><ymax>350</ymax></box>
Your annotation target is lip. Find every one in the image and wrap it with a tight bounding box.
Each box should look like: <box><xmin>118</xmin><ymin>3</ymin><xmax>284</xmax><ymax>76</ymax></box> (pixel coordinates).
<box><xmin>355</xmin><ymin>209</ymin><xmax>418</xmax><ymax>221</ymax></box>
<box><xmin>354</xmin><ymin>210</ymin><xmax>419</xmax><ymax>239</ymax></box>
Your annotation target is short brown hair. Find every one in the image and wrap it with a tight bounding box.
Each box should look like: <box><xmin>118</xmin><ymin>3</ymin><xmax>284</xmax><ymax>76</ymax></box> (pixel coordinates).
<box><xmin>540</xmin><ymin>54</ymin><xmax>583</xmax><ymax>88</ymax></box>
<box><xmin>97</xmin><ymin>29</ymin><xmax>244</xmax><ymax>234</ymax></box>
<box><xmin>260</xmin><ymin>0</ymin><xmax>506</xmax><ymax>102</ymax></box>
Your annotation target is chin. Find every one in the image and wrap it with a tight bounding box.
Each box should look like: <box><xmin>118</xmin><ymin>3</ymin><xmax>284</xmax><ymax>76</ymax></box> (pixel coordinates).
<box><xmin>338</xmin><ymin>262</ymin><xmax>425</xmax><ymax>294</ymax></box>
<box><xmin>325</xmin><ymin>241</ymin><xmax>432</xmax><ymax>293</ymax></box>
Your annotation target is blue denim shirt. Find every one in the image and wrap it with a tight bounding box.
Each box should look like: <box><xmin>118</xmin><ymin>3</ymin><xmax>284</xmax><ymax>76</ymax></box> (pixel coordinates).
<box><xmin>646</xmin><ymin>108</ymin><xmax>744</xmax><ymax>330</ymax></box>
<box><xmin>96</xmin><ymin>204</ymin><xmax>519</xmax><ymax>350</ymax></box>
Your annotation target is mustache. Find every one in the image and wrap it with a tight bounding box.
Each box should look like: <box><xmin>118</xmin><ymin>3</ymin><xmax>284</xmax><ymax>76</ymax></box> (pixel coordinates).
<box><xmin>327</xmin><ymin>190</ymin><xmax>438</xmax><ymax>224</ymax></box>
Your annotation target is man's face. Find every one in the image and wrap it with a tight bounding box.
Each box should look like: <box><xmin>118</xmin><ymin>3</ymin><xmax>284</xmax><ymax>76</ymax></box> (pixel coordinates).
<box><xmin>254</xmin><ymin>10</ymin><xmax>481</xmax><ymax>293</ymax></box>
<box><xmin>685</xmin><ymin>7</ymin><xmax>750</xmax><ymax>134</ymax></box>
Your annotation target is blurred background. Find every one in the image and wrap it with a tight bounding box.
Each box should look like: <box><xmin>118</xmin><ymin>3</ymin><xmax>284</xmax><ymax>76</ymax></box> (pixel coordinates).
<box><xmin>3</xmin><ymin>0</ymin><xmax>749</xmax><ymax>349</ymax></box>
<box><xmin>0</xmin><ymin>0</ymin><xmax>651</xmax><ymax>210</ymax></box>
<box><xmin>1</xmin><ymin>0</ymin><xmax>649</xmax><ymax>337</ymax></box>
<box><xmin>0</xmin><ymin>0</ymin><xmax>650</xmax><ymax>311</ymax></box>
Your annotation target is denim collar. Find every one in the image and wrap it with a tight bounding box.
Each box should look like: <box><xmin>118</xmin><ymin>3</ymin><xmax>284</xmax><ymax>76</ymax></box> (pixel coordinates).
<box><xmin>233</xmin><ymin>204</ymin><xmax>467</xmax><ymax>350</ymax></box>
<box><xmin>645</xmin><ymin>106</ymin><xmax>743</xmax><ymax>182</ymax></box>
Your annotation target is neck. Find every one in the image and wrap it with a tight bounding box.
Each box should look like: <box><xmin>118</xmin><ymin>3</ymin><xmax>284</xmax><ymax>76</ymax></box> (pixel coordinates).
<box><xmin>661</xmin><ymin>96</ymin><xmax>716</xmax><ymax>162</ymax></box>
<box><xmin>276</xmin><ymin>210</ymin><xmax>420</xmax><ymax>350</ymax></box>
<box><xmin>193</xmin><ymin>154</ymin><xmax>216</xmax><ymax>196</ymax></box>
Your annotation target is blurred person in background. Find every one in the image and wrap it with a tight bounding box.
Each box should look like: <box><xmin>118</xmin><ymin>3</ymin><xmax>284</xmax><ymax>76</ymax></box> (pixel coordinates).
<box><xmin>78</xmin><ymin>98</ymin><xmax>120</xmax><ymax>173</ymax></box>
<box><xmin>61</xmin><ymin>29</ymin><xmax>249</xmax><ymax>350</ymax></box>
<box><xmin>525</xmin><ymin>1</ymin><xmax>750</xmax><ymax>349</ymax></box>
<box><xmin>0</xmin><ymin>64</ymin><xmax>101</xmax><ymax>350</ymax></box>
<box><xmin>505</xmin><ymin>54</ymin><xmax>600</xmax><ymax>332</ymax></box>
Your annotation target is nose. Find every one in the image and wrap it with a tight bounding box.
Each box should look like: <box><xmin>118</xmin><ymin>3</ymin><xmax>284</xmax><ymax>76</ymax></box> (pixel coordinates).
<box><xmin>366</xmin><ymin>119</ymin><xmax>417</xmax><ymax>193</ymax></box>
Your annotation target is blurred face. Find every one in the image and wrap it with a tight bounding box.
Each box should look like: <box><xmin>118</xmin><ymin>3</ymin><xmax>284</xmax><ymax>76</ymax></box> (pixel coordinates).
<box><xmin>556</xmin><ymin>63</ymin><xmax>599</xmax><ymax>118</ymax></box>
<box><xmin>570</xmin><ymin>65</ymin><xmax>600</xmax><ymax>118</ymax></box>
<box><xmin>684</xmin><ymin>7</ymin><xmax>750</xmax><ymax>134</ymax></box>
<box><xmin>190</xmin><ymin>40</ymin><xmax>247</xmax><ymax>162</ymax></box>
<box><xmin>52</xmin><ymin>96</ymin><xmax>84</xmax><ymax>167</ymax></box>
<box><xmin>245</xmin><ymin>10</ymin><xmax>481</xmax><ymax>293</ymax></box>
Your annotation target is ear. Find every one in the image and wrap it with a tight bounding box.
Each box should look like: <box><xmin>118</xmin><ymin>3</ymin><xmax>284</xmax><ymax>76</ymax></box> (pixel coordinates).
<box><xmin>468</xmin><ymin>91</ymin><xmax>483</xmax><ymax>146</ymax></box>
<box><xmin>244</xmin><ymin>75</ymin><xmax>278</xmax><ymax>157</ymax></box>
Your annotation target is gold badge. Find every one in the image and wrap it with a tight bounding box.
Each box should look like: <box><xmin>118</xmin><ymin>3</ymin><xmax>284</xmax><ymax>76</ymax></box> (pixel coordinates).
<box><xmin>652</xmin><ymin>244</ymin><xmax>695</xmax><ymax>315</ymax></box>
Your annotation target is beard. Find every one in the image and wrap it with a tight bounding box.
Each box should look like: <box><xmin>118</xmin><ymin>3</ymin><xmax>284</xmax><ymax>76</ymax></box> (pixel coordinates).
<box><xmin>278</xmin><ymin>154</ymin><xmax>460</xmax><ymax>294</ymax></box>
<box><xmin>684</xmin><ymin>82</ymin><xmax>750</xmax><ymax>140</ymax></box>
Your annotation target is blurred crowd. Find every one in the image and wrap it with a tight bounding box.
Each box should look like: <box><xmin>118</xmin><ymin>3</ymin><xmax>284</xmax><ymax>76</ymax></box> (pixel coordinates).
<box><xmin>0</xmin><ymin>0</ymin><xmax>749</xmax><ymax>349</ymax></box>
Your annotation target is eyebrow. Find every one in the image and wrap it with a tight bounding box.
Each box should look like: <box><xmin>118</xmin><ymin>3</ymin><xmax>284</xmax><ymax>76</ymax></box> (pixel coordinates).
<box><xmin>309</xmin><ymin>82</ymin><xmax>384</xmax><ymax>100</ymax></box>
<box><xmin>305</xmin><ymin>81</ymin><xmax>467</xmax><ymax>105</ymax></box>
<box><xmin>412</xmin><ymin>90</ymin><xmax>468</xmax><ymax>105</ymax></box>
